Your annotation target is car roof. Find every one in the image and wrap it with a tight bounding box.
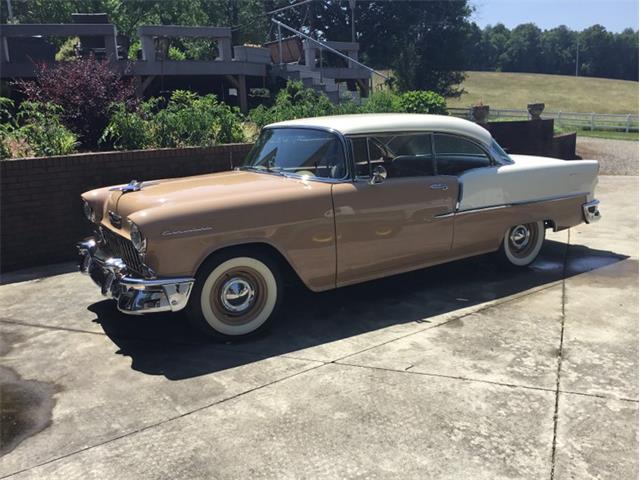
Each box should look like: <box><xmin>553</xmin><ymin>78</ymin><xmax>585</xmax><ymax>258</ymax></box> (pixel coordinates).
<box><xmin>266</xmin><ymin>113</ymin><xmax>493</xmax><ymax>147</ymax></box>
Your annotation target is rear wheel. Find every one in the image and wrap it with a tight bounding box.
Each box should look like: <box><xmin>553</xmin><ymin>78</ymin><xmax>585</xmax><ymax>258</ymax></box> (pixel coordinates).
<box><xmin>496</xmin><ymin>221</ymin><xmax>545</xmax><ymax>268</ymax></box>
<box><xmin>186</xmin><ymin>250</ymin><xmax>283</xmax><ymax>338</ymax></box>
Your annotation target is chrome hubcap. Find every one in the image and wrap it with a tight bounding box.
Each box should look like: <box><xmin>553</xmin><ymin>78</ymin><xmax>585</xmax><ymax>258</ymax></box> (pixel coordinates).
<box><xmin>219</xmin><ymin>277</ymin><xmax>255</xmax><ymax>313</ymax></box>
<box><xmin>510</xmin><ymin>224</ymin><xmax>531</xmax><ymax>250</ymax></box>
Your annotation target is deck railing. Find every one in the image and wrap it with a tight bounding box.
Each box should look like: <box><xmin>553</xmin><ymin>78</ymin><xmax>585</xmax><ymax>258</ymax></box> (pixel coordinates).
<box><xmin>271</xmin><ymin>18</ymin><xmax>388</xmax><ymax>90</ymax></box>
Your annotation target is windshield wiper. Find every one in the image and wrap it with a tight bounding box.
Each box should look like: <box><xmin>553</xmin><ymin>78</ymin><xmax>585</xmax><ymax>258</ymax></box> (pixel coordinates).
<box><xmin>238</xmin><ymin>165</ymin><xmax>287</xmax><ymax>177</ymax></box>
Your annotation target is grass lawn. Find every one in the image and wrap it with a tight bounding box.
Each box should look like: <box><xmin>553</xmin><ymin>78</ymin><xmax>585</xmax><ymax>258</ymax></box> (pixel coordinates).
<box><xmin>447</xmin><ymin>71</ymin><xmax>639</xmax><ymax>114</ymax></box>
<box><xmin>557</xmin><ymin>128</ymin><xmax>639</xmax><ymax>141</ymax></box>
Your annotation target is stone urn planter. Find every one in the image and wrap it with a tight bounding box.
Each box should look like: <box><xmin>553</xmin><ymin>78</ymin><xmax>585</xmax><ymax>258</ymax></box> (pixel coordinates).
<box><xmin>527</xmin><ymin>103</ymin><xmax>545</xmax><ymax>120</ymax></box>
<box><xmin>471</xmin><ymin>105</ymin><xmax>490</xmax><ymax>124</ymax></box>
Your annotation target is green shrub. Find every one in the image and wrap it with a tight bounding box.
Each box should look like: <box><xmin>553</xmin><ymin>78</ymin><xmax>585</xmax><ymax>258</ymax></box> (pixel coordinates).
<box><xmin>101</xmin><ymin>91</ymin><xmax>245</xmax><ymax>150</ymax></box>
<box><xmin>154</xmin><ymin>90</ymin><xmax>244</xmax><ymax>147</ymax></box>
<box><xmin>398</xmin><ymin>90</ymin><xmax>448</xmax><ymax>115</ymax></box>
<box><xmin>101</xmin><ymin>101</ymin><xmax>155</xmax><ymax>150</ymax></box>
<box><xmin>247</xmin><ymin>82</ymin><xmax>450</xmax><ymax>129</ymax></box>
<box><xmin>359</xmin><ymin>90</ymin><xmax>403</xmax><ymax>113</ymax></box>
<box><xmin>248</xmin><ymin>81</ymin><xmax>335</xmax><ymax>128</ymax></box>
<box><xmin>0</xmin><ymin>98</ymin><xmax>78</xmax><ymax>158</ymax></box>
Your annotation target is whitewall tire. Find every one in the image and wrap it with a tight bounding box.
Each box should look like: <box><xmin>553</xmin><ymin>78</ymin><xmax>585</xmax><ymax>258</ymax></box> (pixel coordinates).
<box><xmin>497</xmin><ymin>221</ymin><xmax>545</xmax><ymax>268</ymax></box>
<box><xmin>186</xmin><ymin>251</ymin><xmax>283</xmax><ymax>338</ymax></box>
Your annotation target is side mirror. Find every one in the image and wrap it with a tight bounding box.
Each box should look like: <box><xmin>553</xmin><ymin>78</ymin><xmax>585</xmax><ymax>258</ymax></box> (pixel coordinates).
<box><xmin>369</xmin><ymin>165</ymin><xmax>387</xmax><ymax>185</ymax></box>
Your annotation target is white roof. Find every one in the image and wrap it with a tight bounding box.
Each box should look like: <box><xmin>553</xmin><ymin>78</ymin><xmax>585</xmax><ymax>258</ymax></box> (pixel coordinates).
<box><xmin>267</xmin><ymin>113</ymin><xmax>493</xmax><ymax>147</ymax></box>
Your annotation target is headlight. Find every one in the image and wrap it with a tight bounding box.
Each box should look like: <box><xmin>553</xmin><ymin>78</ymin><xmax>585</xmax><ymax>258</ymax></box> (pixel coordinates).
<box><xmin>82</xmin><ymin>200</ymin><xmax>96</xmax><ymax>223</ymax></box>
<box><xmin>129</xmin><ymin>222</ymin><xmax>147</xmax><ymax>254</ymax></box>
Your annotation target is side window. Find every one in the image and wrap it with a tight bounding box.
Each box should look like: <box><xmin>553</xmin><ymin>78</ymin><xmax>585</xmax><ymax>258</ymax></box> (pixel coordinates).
<box><xmin>434</xmin><ymin>134</ymin><xmax>491</xmax><ymax>176</ymax></box>
<box><xmin>350</xmin><ymin>134</ymin><xmax>435</xmax><ymax>179</ymax></box>
<box><xmin>351</xmin><ymin>137</ymin><xmax>371</xmax><ymax>178</ymax></box>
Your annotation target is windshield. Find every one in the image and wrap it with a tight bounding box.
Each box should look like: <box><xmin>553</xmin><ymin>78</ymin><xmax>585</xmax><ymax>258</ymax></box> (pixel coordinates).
<box><xmin>241</xmin><ymin>128</ymin><xmax>347</xmax><ymax>180</ymax></box>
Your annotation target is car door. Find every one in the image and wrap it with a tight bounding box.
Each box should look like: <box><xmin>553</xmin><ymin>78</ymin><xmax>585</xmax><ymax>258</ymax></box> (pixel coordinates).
<box><xmin>331</xmin><ymin>133</ymin><xmax>459</xmax><ymax>287</ymax></box>
<box><xmin>432</xmin><ymin>133</ymin><xmax>498</xmax><ymax>256</ymax></box>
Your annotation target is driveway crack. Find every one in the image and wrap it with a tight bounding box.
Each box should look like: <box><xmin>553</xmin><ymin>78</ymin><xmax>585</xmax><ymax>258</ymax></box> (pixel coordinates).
<box><xmin>550</xmin><ymin>229</ymin><xmax>571</xmax><ymax>480</ymax></box>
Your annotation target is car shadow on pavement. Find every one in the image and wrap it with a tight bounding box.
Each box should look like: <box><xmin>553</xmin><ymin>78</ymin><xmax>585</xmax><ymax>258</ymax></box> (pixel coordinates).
<box><xmin>90</xmin><ymin>239</ymin><xmax>628</xmax><ymax>380</ymax></box>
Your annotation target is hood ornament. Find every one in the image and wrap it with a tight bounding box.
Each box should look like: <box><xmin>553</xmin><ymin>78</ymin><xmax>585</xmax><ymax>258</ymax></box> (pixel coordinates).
<box><xmin>110</xmin><ymin>179</ymin><xmax>159</xmax><ymax>193</ymax></box>
<box><xmin>110</xmin><ymin>179</ymin><xmax>143</xmax><ymax>193</ymax></box>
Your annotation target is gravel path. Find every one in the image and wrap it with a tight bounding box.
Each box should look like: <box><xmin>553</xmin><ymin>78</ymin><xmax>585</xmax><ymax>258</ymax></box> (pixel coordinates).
<box><xmin>576</xmin><ymin>137</ymin><xmax>639</xmax><ymax>175</ymax></box>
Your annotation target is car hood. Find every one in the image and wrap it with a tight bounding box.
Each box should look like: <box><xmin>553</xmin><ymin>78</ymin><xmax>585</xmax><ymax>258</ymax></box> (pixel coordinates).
<box><xmin>106</xmin><ymin>170</ymin><xmax>306</xmax><ymax>221</ymax></box>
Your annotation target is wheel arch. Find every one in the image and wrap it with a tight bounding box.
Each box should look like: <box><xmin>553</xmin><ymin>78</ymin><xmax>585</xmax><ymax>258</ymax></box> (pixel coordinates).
<box><xmin>194</xmin><ymin>241</ymin><xmax>308</xmax><ymax>290</ymax></box>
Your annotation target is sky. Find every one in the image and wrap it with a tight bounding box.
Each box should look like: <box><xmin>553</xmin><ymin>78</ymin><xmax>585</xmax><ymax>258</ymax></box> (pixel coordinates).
<box><xmin>471</xmin><ymin>0</ymin><xmax>639</xmax><ymax>32</ymax></box>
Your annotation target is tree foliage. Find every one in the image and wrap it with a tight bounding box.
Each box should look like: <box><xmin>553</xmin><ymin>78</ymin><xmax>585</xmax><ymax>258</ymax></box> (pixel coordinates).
<box><xmin>466</xmin><ymin>22</ymin><xmax>638</xmax><ymax>80</ymax></box>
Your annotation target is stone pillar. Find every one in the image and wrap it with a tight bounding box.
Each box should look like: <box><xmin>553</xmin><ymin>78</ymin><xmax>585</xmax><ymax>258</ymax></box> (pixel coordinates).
<box><xmin>140</xmin><ymin>35</ymin><xmax>155</xmax><ymax>62</ymax></box>
<box><xmin>238</xmin><ymin>75</ymin><xmax>248</xmax><ymax>114</ymax></box>
<box><xmin>102</xmin><ymin>24</ymin><xmax>118</xmax><ymax>60</ymax></box>
<box><xmin>217</xmin><ymin>37</ymin><xmax>232</xmax><ymax>61</ymax></box>
<box><xmin>346</xmin><ymin>48</ymin><xmax>358</xmax><ymax>68</ymax></box>
<box><xmin>0</xmin><ymin>36</ymin><xmax>9</xmax><ymax>63</ymax></box>
<box><xmin>303</xmin><ymin>40</ymin><xmax>316</xmax><ymax>67</ymax></box>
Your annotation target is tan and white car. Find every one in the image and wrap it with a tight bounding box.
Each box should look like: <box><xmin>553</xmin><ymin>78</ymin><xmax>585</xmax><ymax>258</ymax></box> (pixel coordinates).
<box><xmin>78</xmin><ymin>113</ymin><xmax>601</xmax><ymax>338</ymax></box>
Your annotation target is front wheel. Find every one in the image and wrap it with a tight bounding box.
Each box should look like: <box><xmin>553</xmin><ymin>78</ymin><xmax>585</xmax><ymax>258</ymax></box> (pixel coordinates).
<box><xmin>496</xmin><ymin>221</ymin><xmax>545</xmax><ymax>268</ymax></box>
<box><xmin>186</xmin><ymin>251</ymin><xmax>283</xmax><ymax>339</ymax></box>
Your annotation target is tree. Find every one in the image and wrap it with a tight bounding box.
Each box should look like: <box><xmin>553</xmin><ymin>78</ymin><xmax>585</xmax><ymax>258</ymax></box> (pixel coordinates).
<box><xmin>540</xmin><ymin>25</ymin><xmax>576</xmax><ymax>75</ymax></box>
<box><xmin>358</xmin><ymin>1</ymin><xmax>471</xmax><ymax>96</ymax></box>
<box><xmin>500</xmin><ymin>23</ymin><xmax>543</xmax><ymax>72</ymax></box>
<box><xmin>615</xmin><ymin>28</ymin><xmax>639</xmax><ymax>81</ymax></box>
<box><xmin>483</xmin><ymin>23</ymin><xmax>511</xmax><ymax>70</ymax></box>
<box><xmin>578</xmin><ymin>25</ymin><xmax>615</xmax><ymax>78</ymax></box>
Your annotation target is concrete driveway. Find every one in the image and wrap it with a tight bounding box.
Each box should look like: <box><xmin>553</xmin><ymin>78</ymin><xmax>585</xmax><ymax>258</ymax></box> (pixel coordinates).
<box><xmin>0</xmin><ymin>176</ymin><xmax>637</xmax><ymax>479</ymax></box>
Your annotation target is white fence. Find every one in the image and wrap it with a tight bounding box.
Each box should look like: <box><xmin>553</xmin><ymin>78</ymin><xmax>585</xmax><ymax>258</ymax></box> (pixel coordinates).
<box><xmin>448</xmin><ymin>107</ymin><xmax>639</xmax><ymax>132</ymax></box>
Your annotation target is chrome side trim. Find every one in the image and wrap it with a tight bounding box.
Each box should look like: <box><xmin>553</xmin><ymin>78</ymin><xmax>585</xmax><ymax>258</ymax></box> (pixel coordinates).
<box><xmin>161</xmin><ymin>226</ymin><xmax>214</xmax><ymax>236</ymax></box>
<box><xmin>456</xmin><ymin>204</ymin><xmax>510</xmax><ymax>215</ymax></box>
<box><xmin>457</xmin><ymin>192</ymin><xmax>589</xmax><ymax>215</ymax></box>
<box><xmin>433</xmin><ymin>212</ymin><xmax>455</xmax><ymax>219</ymax></box>
<box><xmin>582</xmin><ymin>199</ymin><xmax>601</xmax><ymax>223</ymax></box>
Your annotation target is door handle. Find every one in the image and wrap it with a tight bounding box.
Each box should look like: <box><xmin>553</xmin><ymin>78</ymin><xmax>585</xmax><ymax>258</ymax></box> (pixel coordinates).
<box><xmin>430</xmin><ymin>183</ymin><xmax>449</xmax><ymax>191</ymax></box>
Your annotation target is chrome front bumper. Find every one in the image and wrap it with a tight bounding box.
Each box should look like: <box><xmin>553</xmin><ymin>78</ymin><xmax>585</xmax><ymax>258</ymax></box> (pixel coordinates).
<box><xmin>583</xmin><ymin>199</ymin><xmax>601</xmax><ymax>224</ymax></box>
<box><xmin>77</xmin><ymin>238</ymin><xmax>194</xmax><ymax>315</ymax></box>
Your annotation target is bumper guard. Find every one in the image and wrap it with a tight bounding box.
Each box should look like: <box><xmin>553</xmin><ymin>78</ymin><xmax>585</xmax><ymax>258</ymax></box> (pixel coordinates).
<box><xmin>582</xmin><ymin>199</ymin><xmax>601</xmax><ymax>224</ymax></box>
<box><xmin>77</xmin><ymin>238</ymin><xmax>194</xmax><ymax>315</ymax></box>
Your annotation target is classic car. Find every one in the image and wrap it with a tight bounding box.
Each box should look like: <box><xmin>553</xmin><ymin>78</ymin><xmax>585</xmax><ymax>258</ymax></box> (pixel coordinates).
<box><xmin>77</xmin><ymin>113</ymin><xmax>601</xmax><ymax>338</ymax></box>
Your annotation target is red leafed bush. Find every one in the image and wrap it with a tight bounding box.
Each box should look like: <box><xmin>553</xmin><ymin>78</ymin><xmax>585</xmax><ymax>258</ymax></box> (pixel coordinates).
<box><xmin>15</xmin><ymin>55</ymin><xmax>137</xmax><ymax>149</ymax></box>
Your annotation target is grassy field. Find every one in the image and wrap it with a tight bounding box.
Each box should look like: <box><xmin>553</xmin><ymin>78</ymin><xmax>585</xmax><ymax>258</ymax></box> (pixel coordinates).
<box><xmin>447</xmin><ymin>71</ymin><xmax>638</xmax><ymax>114</ymax></box>
<box><xmin>557</xmin><ymin>127</ymin><xmax>638</xmax><ymax>141</ymax></box>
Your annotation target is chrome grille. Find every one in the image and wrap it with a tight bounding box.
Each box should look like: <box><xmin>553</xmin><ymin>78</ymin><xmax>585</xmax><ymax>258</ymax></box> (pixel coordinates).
<box><xmin>101</xmin><ymin>228</ymin><xmax>145</xmax><ymax>275</ymax></box>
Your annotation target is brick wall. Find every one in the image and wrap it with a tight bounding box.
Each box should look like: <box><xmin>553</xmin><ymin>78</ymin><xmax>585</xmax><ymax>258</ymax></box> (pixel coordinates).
<box><xmin>0</xmin><ymin>144</ymin><xmax>253</xmax><ymax>272</ymax></box>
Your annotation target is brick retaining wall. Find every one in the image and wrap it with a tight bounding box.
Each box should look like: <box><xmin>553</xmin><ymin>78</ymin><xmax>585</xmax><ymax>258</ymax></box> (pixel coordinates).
<box><xmin>0</xmin><ymin>144</ymin><xmax>253</xmax><ymax>272</ymax></box>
